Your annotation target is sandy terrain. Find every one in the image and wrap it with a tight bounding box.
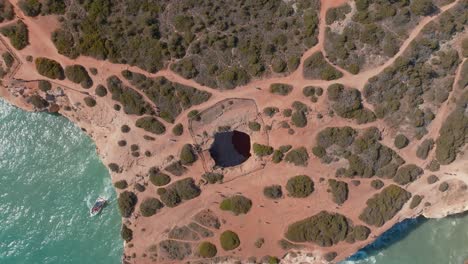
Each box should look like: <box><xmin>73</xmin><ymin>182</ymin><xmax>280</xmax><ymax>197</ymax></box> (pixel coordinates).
<box><xmin>0</xmin><ymin>0</ymin><xmax>467</xmax><ymax>263</ymax></box>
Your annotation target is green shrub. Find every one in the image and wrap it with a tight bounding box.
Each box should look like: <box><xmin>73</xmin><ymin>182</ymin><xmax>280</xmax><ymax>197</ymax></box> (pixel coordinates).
<box><xmin>172</xmin><ymin>123</ymin><xmax>184</xmax><ymax>136</ymax></box>
<box><xmin>285</xmin><ymin>211</ymin><xmax>349</xmax><ymax>246</ymax></box>
<box><xmin>164</xmin><ymin>161</ymin><xmax>187</xmax><ymax>176</ymax></box>
<box><xmin>89</xmin><ymin>67</ymin><xmax>98</xmax><ymax>75</ymax></box>
<box><xmin>121</xmin><ymin>125</ymin><xmax>130</xmax><ymax>133</ymax></box>
<box><xmin>439</xmin><ymin>182</ymin><xmax>449</xmax><ymax>192</ymax></box>
<box><xmin>409</xmin><ymin>195</ymin><xmax>423</xmax><ymax>209</ymax></box>
<box><xmin>359</xmin><ymin>185</ymin><xmax>411</xmax><ymax>227</ymax></box>
<box><xmin>38</xmin><ymin>80</ymin><xmax>52</xmax><ymax>92</ymax></box>
<box><xmin>324</xmin><ymin>252</ymin><xmax>337</xmax><ymax>262</ymax></box>
<box><xmin>220</xmin><ymin>195</ymin><xmax>252</xmax><ymax>215</ymax></box>
<box><xmin>303</xmin><ymin>52</ymin><xmax>343</xmax><ymax>80</ymax></box>
<box><xmin>65</xmin><ymin>65</ymin><xmax>93</xmax><ymax>88</ymax></box>
<box><xmin>312</xmin><ymin>146</ymin><xmax>326</xmax><ymax>158</ymax></box>
<box><xmin>171</xmin><ymin>178</ymin><xmax>201</xmax><ymax>201</ymax></box>
<box><xmin>263</xmin><ymin>107</ymin><xmax>279</xmax><ymax>117</ymax></box>
<box><xmin>263</xmin><ymin>185</ymin><xmax>283</xmax><ymax>199</ymax></box>
<box><xmin>180</xmin><ymin>144</ymin><xmax>197</xmax><ymax>165</ymax></box>
<box><xmin>328</xmin><ymin>179</ymin><xmax>348</xmax><ymax>205</ymax></box>
<box><xmin>283</xmin><ymin>108</ymin><xmax>292</xmax><ymax>117</ymax></box>
<box><xmin>106</xmin><ymin>75</ymin><xmax>152</xmax><ymax>116</ymax></box>
<box><xmin>286</xmin><ymin>175</ymin><xmax>314</xmax><ymax>198</ymax></box>
<box><xmin>284</xmin><ymin>147</ymin><xmax>309</xmax><ymax>166</ymax></box>
<box><xmin>394</xmin><ymin>164</ymin><xmax>423</xmax><ymax>185</ymax></box>
<box><xmin>160</xmin><ymin>189</ymin><xmax>181</xmax><ymax>208</ymax></box>
<box><xmin>2</xmin><ymin>52</ymin><xmax>13</xmax><ymax>67</ymax></box>
<box><xmin>149</xmin><ymin>170</ymin><xmax>171</xmax><ymax>186</ymax></box>
<box><xmin>188</xmin><ymin>110</ymin><xmax>200</xmax><ymax>121</ymax></box>
<box><xmin>95</xmin><ymin>85</ymin><xmax>107</xmax><ymax>97</ymax></box>
<box><xmin>118</xmin><ymin>191</ymin><xmax>138</xmax><ymax>218</ymax></box>
<box><xmin>114</xmin><ymin>180</ymin><xmax>128</xmax><ymax>189</ymax></box>
<box><xmin>84</xmin><ymin>97</ymin><xmax>96</xmax><ymax>107</ymax></box>
<box><xmin>220</xmin><ymin>230</ymin><xmax>240</xmax><ymax>251</ymax></box>
<box><xmin>18</xmin><ymin>0</ymin><xmax>41</xmax><ymax>17</ymax></box>
<box><xmin>353</xmin><ymin>225</ymin><xmax>371</xmax><ymax>241</ymax></box>
<box><xmin>108</xmin><ymin>163</ymin><xmax>120</xmax><ymax>173</ymax></box>
<box><xmin>271</xmin><ymin>57</ymin><xmax>287</xmax><ymax>73</ymax></box>
<box><xmin>35</xmin><ymin>57</ymin><xmax>64</xmax><ymax>80</ymax></box>
<box><xmin>253</xmin><ymin>143</ymin><xmax>273</xmax><ymax>157</ymax></box>
<box><xmin>316</xmin><ymin>126</ymin><xmax>356</xmax><ymax>149</ymax></box>
<box><xmin>202</xmin><ymin>172</ymin><xmax>223</xmax><ymax>184</ymax></box>
<box><xmin>370</xmin><ymin>179</ymin><xmax>384</xmax><ymax>190</ymax></box>
<box><xmin>279</xmin><ymin>145</ymin><xmax>292</xmax><ymax>153</ymax></box>
<box><xmin>416</xmin><ymin>139</ymin><xmax>434</xmax><ymax>160</ymax></box>
<box><xmin>410</xmin><ymin>0</ymin><xmax>436</xmax><ymax>16</ymax></box>
<box><xmin>272</xmin><ymin>150</ymin><xmax>284</xmax><ymax>163</ymax></box>
<box><xmin>0</xmin><ymin>20</ymin><xmax>29</xmax><ymax>50</ymax></box>
<box><xmin>121</xmin><ymin>224</ymin><xmax>133</xmax><ymax>242</ymax></box>
<box><xmin>291</xmin><ymin>110</ymin><xmax>307</xmax><ymax>128</ymax></box>
<box><xmin>394</xmin><ymin>134</ymin><xmax>409</xmax><ymax>149</ymax></box>
<box><xmin>135</xmin><ymin>116</ymin><xmax>166</xmax><ymax>135</ymax></box>
<box><xmin>248</xmin><ymin>121</ymin><xmax>261</xmax><ymax>131</ymax></box>
<box><xmin>28</xmin><ymin>94</ymin><xmax>48</xmax><ymax>109</ymax></box>
<box><xmin>427</xmin><ymin>174</ymin><xmax>439</xmax><ymax>184</ymax></box>
<box><xmin>140</xmin><ymin>198</ymin><xmax>164</xmax><ymax>217</ymax></box>
<box><xmin>270</xmin><ymin>83</ymin><xmax>293</xmax><ymax>95</ymax></box>
<box><xmin>198</xmin><ymin>241</ymin><xmax>217</xmax><ymax>258</ymax></box>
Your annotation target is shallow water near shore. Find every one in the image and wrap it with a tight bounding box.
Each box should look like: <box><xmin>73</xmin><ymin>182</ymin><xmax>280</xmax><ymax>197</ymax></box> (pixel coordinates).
<box><xmin>1</xmin><ymin>98</ymin><xmax>468</xmax><ymax>264</ymax></box>
<box><xmin>341</xmin><ymin>214</ymin><xmax>468</xmax><ymax>264</ymax></box>
<box><xmin>0</xmin><ymin>99</ymin><xmax>122</xmax><ymax>264</ymax></box>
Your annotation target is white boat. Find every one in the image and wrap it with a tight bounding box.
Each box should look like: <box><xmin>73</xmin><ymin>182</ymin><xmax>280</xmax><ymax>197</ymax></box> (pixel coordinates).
<box><xmin>90</xmin><ymin>197</ymin><xmax>107</xmax><ymax>216</ymax></box>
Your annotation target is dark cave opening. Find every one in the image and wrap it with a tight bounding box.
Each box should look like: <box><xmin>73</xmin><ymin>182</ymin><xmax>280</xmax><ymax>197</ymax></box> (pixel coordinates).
<box><xmin>209</xmin><ymin>130</ymin><xmax>251</xmax><ymax>168</ymax></box>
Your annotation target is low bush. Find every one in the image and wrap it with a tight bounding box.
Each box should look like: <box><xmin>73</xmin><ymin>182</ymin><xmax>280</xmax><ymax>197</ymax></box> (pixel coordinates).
<box><xmin>149</xmin><ymin>169</ymin><xmax>171</xmax><ymax>186</ymax></box>
<box><xmin>84</xmin><ymin>97</ymin><xmax>96</xmax><ymax>107</ymax></box>
<box><xmin>272</xmin><ymin>150</ymin><xmax>284</xmax><ymax>163</ymax></box>
<box><xmin>164</xmin><ymin>161</ymin><xmax>187</xmax><ymax>176</ymax></box>
<box><xmin>359</xmin><ymin>185</ymin><xmax>411</xmax><ymax>227</ymax></box>
<box><xmin>283</xmin><ymin>108</ymin><xmax>292</xmax><ymax>117</ymax></box>
<box><xmin>439</xmin><ymin>182</ymin><xmax>449</xmax><ymax>192</ymax></box>
<box><xmin>202</xmin><ymin>172</ymin><xmax>224</xmax><ymax>184</ymax></box>
<box><xmin>2</xmin><ymin>52</ymin><xmax>14</xmax><ymax>67</ymax></box>
<box><xmin>172</xmin><ymin>123</ymin><xmax>184</xmax><ymax>136</ymax></box>
<box><xmin>121</xmin><ymin>224</ymin><xmax>133</xmax><ymax>242</ymax></box>
<box><xmin>114</xmin><ymin>180</ymin><xmax>128</xmax><ymax>189</ymax></box>
<box><xmin>188</xmin><ymin>110</ymin><xmax>201</xmax><ymax>121</ymax></box>
<box><xmin>394</xmin><ymin>134</ymin><xmax>409</xmax><ymax>149</ymax></box>
<box><xmin>270</xmin><ymin>83</ymin><xmax>293</xmax><ymax>95</ymax></box>
<box><xmin>248</xmin><ymin>121</ymin><xmax>261</xmax><ymax>131</ymax></box>
<box><xmin>324</xmin><ymin>252</ymin><xmax>337</xmax><ymax>262</ymax></box>
<box><xmin>1</xmin><ymin>21</ymin><xmax>29</xmax><ymax>50</ymax></box>
<box><xmin>263</xmin><ymin>185</ymin><xmax>283</xmax><ymax>199</ymax></box>
<box><xmin>253</xmin><ymin>143</ymin><xmax>274</xmax><ymax>157</ymax></box>
<box><xmin>370</xmin><ymin>179</ymin><xmax>384</xmax><ymax>190</ymax></box>
<box><xmin>328</xmin><ymin>179</ymin><xmax>348</xmax><ymax>205</ymax></box>
<box><xmin>118</xmin><ymin>191</ymin><xmax>138</xmax><ymax>218</ymax></box>
<box><xmin>171</xmin><ymin>178</ymin><xmax>201</xmax><ymax>201</ymax></box>
<box><xmin>291</xmin><ymin>110</ymin><xmax>307</xmax><ymax>128</ymax></box>
<box><xmin>18</xmin><ymin>0</ymin><xmax>41</xmax><ymax>16</ymax></box>
<box><xmin>28</xmin><ymin>94</ymin><xmax>48</xmax><ymax>109</ymax></box>
<box><xmin>285</xmin><ymin>211</ymin><xmax>349</xmax><ymax>246</ymax></box>
<box><xmin>106</xmin><ymin>75</ymin><xmax>152</xmax><ymax>116</ymax></box>
<box><xmin>279</xmin><ymin>145</ymin><xmax>292</xmax><ymax>153</ymax></box>
<box><xmin>108</xmin><ymin>163</ymin><xmax>120</xmax><ymax>173</ymax></box>
<box><xmin>409</xmin><ymin>195</ymin><xmax>423</xmax><ymax>209</ymax></box>
<box><xmin>140</xmin><ymin>197</ymin><xmax>164</xmax><ymax>217</ymax></box>
<box><xmin>198</xmin><ymin>241</ymin><xmax>217</xmax><ymax>258</ymax></box>
<box><xmin>427</xmin><ymin>174</ymin><xmax>439</xmax><ymax>184</ymax></box>
<box><xmin>121</xmin><ymin>125</ymin><xmax>130</xmax><ymax>133</ymax></box>
<box><xmin>160</xmin><ymin>189</ymin><xmax>181</xmax><ymax>208</ymax></box>
<box><xmin>220</xmin><ymin>195</ymin><xmax>252</xmax><ymax>215</ymax></box>
<box><xmin>180</xmin><ymin>144</ymin><xmax>197</xmax><ymax>165</ymax></box>
<box><xmin>38</xmin><ymin>80</ymin><xmax>52</xmax><ymax>92</ymax></box>
<box><xmin>284</xmin><ymin>147</ymin><xmax>309</xmax><ymax>166</ymax></box>
<box><xmin>263</xmin><ymin>107</ymin><xmax>279</xmax><ymax>117</ymax></box>
<box><xmin>427</xmin><ymin>159</ymin><xmax>440</xmax><ymax>172</ymax></box>
<box><xmin>393</xmin><ymin>164</ymin><xmax>424</xmax><ymax>185</ymax></box>
<box><xmin>312</xmin><ymin>146</ymin><xmax>326</xmax><ymax>158</ymax></box>
<box><xmin>410</xmin><ymin>0</ymin><xmax>436</xmax><ymax>16</ymax></box>
<box><xmin>89</xmin><ymin>67</ymin><xmax>98</xmax><ymax>75</ymax></box>
<box><xmin>316</xmin><ymin>126</ymin><xmax>356</xmax><ymax>149</ymax></box>
<box><xmin>35</xmin><ymin>57</ymin><xmax>64</xmax><ymax>79</ymax></box>
<box><xmin>135</xmin><ymin>116</ymin><xmax>166</xmax><ymax>135</ymax></box>
<box><xmin>416</xmin><ymin>139</ymin><xmax>434</xmax><ymax>160</ymax></box>
<box><xmin>303</xmin><ymin>52</ymin><xmax>343</xmax><ymax>80</ymax></box>
<box><xmin>286</xmin><ymin>175</ymin><xmax>314</xmax><ymax>198</ymax></box>
<box><xmin>220</xmin><ymin>230</ymin><xmax>240</xmax><ymax>251</ymax></box>
<box><xmin>65</xmin><ymin>65</ymin><xmax>93</xmax><ymax>88</ymax></box>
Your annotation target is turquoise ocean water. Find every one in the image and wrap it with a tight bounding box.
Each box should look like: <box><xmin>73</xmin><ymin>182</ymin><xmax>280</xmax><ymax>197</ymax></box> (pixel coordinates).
<box><xmin>0</xmin><ymin>99</ymin><xmax>122</xmax><ymax>264</ymax></box>
<box><xmin>0</xmin><ymin>98</ymin><xmax>467</xmax><ymax>264</ymax></box>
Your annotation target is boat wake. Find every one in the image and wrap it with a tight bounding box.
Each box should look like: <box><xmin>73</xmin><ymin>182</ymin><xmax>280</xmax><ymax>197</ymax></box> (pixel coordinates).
<box><xmin>84</xmin><ymin>177</ymin><xmax>115</xmax><ymax>209</ymax></box>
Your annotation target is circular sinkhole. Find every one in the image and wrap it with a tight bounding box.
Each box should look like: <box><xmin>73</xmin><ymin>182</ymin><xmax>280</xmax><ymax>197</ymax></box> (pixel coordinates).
<box><xmin>209</xmin><ymin>130</ymin><xmax>251</xmax><ymax>168</ymax></box>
